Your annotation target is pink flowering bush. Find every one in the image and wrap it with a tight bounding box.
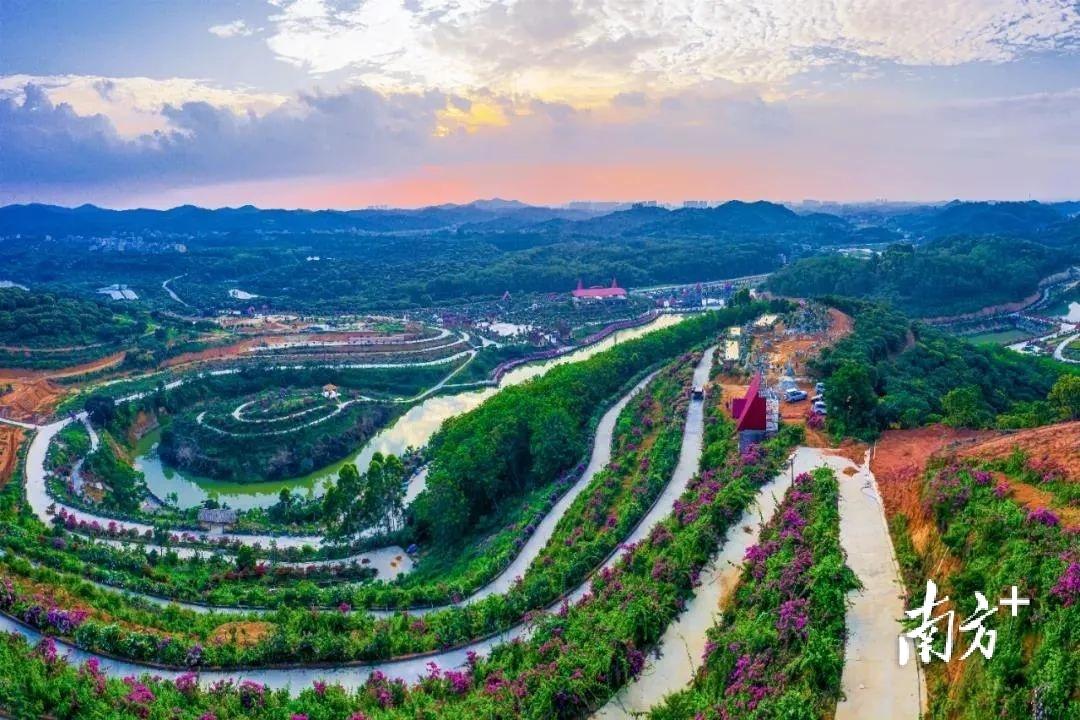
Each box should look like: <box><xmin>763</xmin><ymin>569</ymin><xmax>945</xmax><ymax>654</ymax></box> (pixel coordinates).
<box><xmin>653</xmin><ymin>466</ymin><xmax>857</xmax><ymax>719</ymax></box>
<box><xmin>0</xmin><ymin>361</ymin><xmax>809</xmax><ymax>719</ymax></box>
<box><xmin>1028</xmin><ymin>507</ymin><xmax>1061</xmax><ymax>527</ymax></box>
<box><xmin>886</xmin><ymin>457</ymin><xmax>1080</xmax><ymax>717</ymax></box>
<box><xmin>1051</xmin><ymin>561</ymin><xmax>1080</xmax><ymax>606</ymax></box>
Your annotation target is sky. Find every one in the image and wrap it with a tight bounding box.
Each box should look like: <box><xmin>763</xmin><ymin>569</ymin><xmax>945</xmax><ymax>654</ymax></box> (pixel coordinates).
<box><xmin>1</xmin><ymin>0</ymin><xmax>1079</xmax><ymax>209</ymax></box>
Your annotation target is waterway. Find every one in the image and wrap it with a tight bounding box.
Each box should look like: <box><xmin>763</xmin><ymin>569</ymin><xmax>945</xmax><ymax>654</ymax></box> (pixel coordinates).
<box><xmin>137</xmin><ymin>314</ymin><xmax>686</xmax><ymax>510</ymax></box>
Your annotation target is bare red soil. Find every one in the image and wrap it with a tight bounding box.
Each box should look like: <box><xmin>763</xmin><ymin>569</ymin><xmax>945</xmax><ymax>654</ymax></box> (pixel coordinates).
<box><xmin>956</xmin><ymin>421</ymin><xmax>1080</xmax><ymax>479</ymax></box>
<box><xmin>0</xmin><ymin>351</ymin><xmax>128</xmax><ymax>422</ymax></box>
<box><xmin>0</xmin><ymin>378</ymin><xmax>65</xmax><ymax>423</ymax></box>
<box><xmin>872</xmin><ymin>422</ymin><xmax>1080</xmax><ymax>534</ymax></box>
<box><xmin>0</xmin><ymin>425</ymin><xmax>23</xmax><ymax>487</ymax></box>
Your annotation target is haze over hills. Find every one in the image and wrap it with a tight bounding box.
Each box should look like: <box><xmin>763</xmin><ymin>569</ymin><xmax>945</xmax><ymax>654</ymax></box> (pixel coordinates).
<box><xmin>2</xmin><ymin>198</ymin><xmax>1078</xmax><ymax>241</ymax></box>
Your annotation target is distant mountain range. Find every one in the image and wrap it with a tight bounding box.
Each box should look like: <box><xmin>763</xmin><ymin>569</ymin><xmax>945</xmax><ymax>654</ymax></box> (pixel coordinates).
<box><xmin>0</xmin><ymin>200</ymin><xmax>593</xmax><ymax>236</ymax></box>
<box><xmin>1</xmin><ymin>198</ymin><xmax>1077</xmax><ymax>245</ymax></box>
<box><xmin>0</xmin><ymin>199</ymin><xmax>864</xmax><ymax>244</ymax></box>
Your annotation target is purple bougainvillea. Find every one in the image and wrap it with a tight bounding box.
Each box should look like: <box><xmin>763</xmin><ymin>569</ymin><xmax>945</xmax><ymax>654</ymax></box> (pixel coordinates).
<box><xmin>1051</xmin><ymin>562</ymin><xmax>1080</xmax><ymax>606</ymax></box>
<box><xmin>776</xmin><ymin>598</ymin><xmax>810</xmax><ymax>641</ymax></box>
<box><xmin>1028</xmin><ymin>507</ymin><xmax>1061</xmax><ymax>527</ymax></box>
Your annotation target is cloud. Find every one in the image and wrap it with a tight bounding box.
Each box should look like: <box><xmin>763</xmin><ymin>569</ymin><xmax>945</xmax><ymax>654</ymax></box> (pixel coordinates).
<box><xmin>208</xmin><ymin>19</ymin><xmax>258</xmax><ymax>38</ymax></box>
<box><xmin>3</xmin><ymin>74</ymin><xmax>1080</xmax><ymax>204</ymax></box>
<box><xmin>0</xmin><ymin>75</ymin><xmax>288</xmax><ymax>137</ymax></box>
<box><xmin>262</xmin><ymin>0</ymin><xmax>1080</xmax><ymax>102</ymax></box>
<box><xmin>0</xmin><ymin>82</ymin><xmax>445</xmax><ymax>189</ymax></box>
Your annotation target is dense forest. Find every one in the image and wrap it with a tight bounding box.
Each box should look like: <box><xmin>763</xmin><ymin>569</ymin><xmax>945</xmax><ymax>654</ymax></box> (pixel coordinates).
<box><xmin>3</xmin><ymin>200</ymin><xmax>1077</xmax><ymax>315</ymax></box>
<box><xmin>0</xmin><ymin>201</ymin><xmax>878</xmax><ymax>313</ymax></box>
<box><xmin>0</xmin><ymin>287</ymin><xmax>146</xmax><ymax>347</ymax></box>
<box><xmin>812</xmin><ymin>298</ymin><xmax>1077</xmax><ymax>439</ymax></box>
<box><xmin>768</xmin><ymin>237</ymin><xmax>1073</xmax><ymax>317</ymax></box>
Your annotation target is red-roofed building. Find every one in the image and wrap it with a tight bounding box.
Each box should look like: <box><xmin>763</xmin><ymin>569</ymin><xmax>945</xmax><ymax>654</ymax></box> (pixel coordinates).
<box><xmin>572</xmin><ymin>278</ymin><xmax>628</xmax><ymax>301</ymax></box>
<box><xmin>731</xmin><ymin>372</ymin><xmax>767</xmax><ymax>433</ymax></box>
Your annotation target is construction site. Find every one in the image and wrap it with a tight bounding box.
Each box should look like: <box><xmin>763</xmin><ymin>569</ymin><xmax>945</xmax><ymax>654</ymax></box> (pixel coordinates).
<box><xmin>718</xmin><ymin>303</ymin><xmax>854</xmax><ymax>450</ymax></box>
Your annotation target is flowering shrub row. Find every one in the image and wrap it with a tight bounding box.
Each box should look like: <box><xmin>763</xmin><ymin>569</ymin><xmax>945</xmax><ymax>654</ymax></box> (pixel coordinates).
<box><xmin>0</xmin><ymin>354</ymin><xmax>697</xmax><ymax>668</ymax></box>
<box><xmin>651</xmin><ymin>467</ymin><xmax>857</xmax><ymax>719</ymax></box>
<box><xmin>893</xmin><ymin>459</ymin><xmax>1079</xmax><ymax>719</ymax></box>
<box><xmin>0</xmin><ymin>393</ymin><xmax>802</xmax><ymax>718</ymax></box>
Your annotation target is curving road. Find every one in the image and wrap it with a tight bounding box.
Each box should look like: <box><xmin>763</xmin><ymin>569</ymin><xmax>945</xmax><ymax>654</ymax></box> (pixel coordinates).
<box><xmin>1053</xmin><ymin>332</ymin><xmax>1079</xmax><ymax>363</ymax></box>
<box><xmin>18</xmin><ymin>360</ymin><xmax>675</xmax><ymax>613</ymax></box>
<box><xmin>0</xmin><ymin>348</ymin><xmax>718</xmax><ymax>693</ymax></box>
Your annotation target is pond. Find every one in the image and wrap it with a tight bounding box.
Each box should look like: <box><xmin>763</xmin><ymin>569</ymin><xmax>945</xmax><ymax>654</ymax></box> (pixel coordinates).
<box><xmin>137</xmin><ymin>313</ymin><xmax>687</xmax><ymax>510</ymax></box>
<box><xmin>1059</xmin><ymin>301</ymin><xmax>1080</xmax><ymax>323</ymax></box>
<box><xmin>1042</xmin><ymin>280</ymin><xmax>1080</xmax><ymax>323</ymax></box>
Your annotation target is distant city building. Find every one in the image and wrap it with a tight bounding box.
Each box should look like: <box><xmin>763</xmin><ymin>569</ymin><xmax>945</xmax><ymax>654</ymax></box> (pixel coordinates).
<box><xmin>631</xmin><ymin>201</ymin><xmax>658</xmax><ymax>209</ymax></box>
<box><xmin>565</xmin><ymin>201</ymin><xmax>627</xmax><ymax>212</ymax></box>
<box><xmin>682</xmin><ymin>200</ymin><xmax>710</xmax><ymax>209</ymax></box>
<box><xmin>571</xmin><ymin>278</ymin><xmax>628</xmax><ymax>302</ymax></box>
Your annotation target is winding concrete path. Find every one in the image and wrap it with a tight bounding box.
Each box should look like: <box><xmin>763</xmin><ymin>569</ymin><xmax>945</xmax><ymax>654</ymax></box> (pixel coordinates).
<box><xmin>458</xmin><ymin>367</ymin><xmax>663</xmax><ymax>604</ymax></box>
<box><xmin>593</xmin><ymin>450</ymin><xmax>795</xmax><ymax>719</ymax></box>
<box><xmin>1053</xmin><ymin>332</ymin><xmax>1079</xmax><ymax>363</ymax></box>
<box><xmin>23</xmin><ymin>414</ymin><xmax>414</xmax><ymax>578</ymax></box>
<box><xmin>0</xmin><ymin>416</ymin><xmax>36</xmax><ymax>430</ymax></box>
<box><xmin>0</xmin><ymin>348</ymin><xmax>718</xmax><ymax>693</ymax></box>
<box><xmin>11</xmin><ymin>367</ymin><xmax>665</xmax><ymax>618</ymax></box>
<box><xmin>833</xmin><ymin>448</ymin><xmax>923</xmax><ymax>720</ymax></box>
<box><xmin>19</xmin><ymin>361</ymin><xmax>675</xmax><ymax>614</ymax></box>
<box><xmin>161</xmin><ymin>274</ymin><xmax>189</xmax><ymax>307</ymax></box>
<box><xmin>594</xmin><ymin>447</ymin><xmax>923</xmax><ymax>719</ymax></box>
<box><xmin>17</xmin><ymin>318</ymin><xmax>688</xmax><ymax>596</ymax></box>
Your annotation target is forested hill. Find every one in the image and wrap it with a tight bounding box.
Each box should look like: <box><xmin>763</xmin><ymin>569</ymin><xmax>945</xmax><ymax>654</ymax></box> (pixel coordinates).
<box><xmin>2</xmin><ymin>199</ymin><xmax>1077</xmax><ymax>314</ymax></box>
<box><xmin>0</xmin><ymin>200</ymin><xmax>866</xmax><ymax>312</ymax></box>
<box><xmin>0</xmin><ymin>201</ymin><xmax>595</xmax><ymax>236</ymax></box>
<box><xmin>0</xmin><ymin>199</ymin><xmax>865</xmax><ymax>242</ymax></box>
<box><xmin>766</xmin><ymin>236</ymin><xmax>1076</xmax><ymax>317</ymax></box>
<box><xmin>0</xmin><ymin>287</ymin><xmax>146</xmax><ymax>348</ymax></box>
<box><xmin>888</xmin><ymin>200</ymin><xmax>1075</xmax><ymax>242</ymax></box>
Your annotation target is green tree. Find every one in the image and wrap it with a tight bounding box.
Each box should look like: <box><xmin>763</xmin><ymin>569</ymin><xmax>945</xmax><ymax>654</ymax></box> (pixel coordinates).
<box><xmin>1048</xmin><ymin>374</ymin><xmax>1080</xmax><ymax>420</ymax></box>
<box><xmin>730</xmin><ymin>288</ymin><xmax>752</xmax><ymax>306</ymax></box>
<box><xmin>941</xmin><ymin>385</ymin><xmax>992</xmax><ymax>428</ymax></box>
<box><xmin>417</xmin><ymin>477</ymin><xmax>471</xmax><ymax>546</ymax></box>
<box><xmin>824</xmin><ymin>361</ymin><xmax>878</xmax><ymax>440</ymax></box>
<box><xmin>84</xmin><ymin>394</ymin><xmax>116</xmax><ymax>426</ymax></box>
<box><xmin>235</xmin><ymin>544</ymin><xmax>256</xmax><ymax>571</ymax></box>
<box><xmin>322</xmin><ymin>463</ymin><xmax>363</xmax><ymax>539</ymax></box>
<box><xmin>323</xmin><ymin>454</ymin><xmax>407</xmax><ymax>539</ymax></box>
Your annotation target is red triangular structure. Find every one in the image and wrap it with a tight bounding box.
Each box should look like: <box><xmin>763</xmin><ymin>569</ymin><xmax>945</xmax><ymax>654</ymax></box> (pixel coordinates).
<box><xmin>730</xmin><ymin>372</ymin><xmax>767</xmax><ymax>432</ymax></box>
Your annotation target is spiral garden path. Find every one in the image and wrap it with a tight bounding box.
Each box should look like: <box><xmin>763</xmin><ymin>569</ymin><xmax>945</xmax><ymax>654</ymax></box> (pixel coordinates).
<box><xmin>15</xmin><ymin>355</ymin><xmax>689</xmax><ymax>616</ymax></box>
<box><xmin>52</xmin><ymin>365</ymin><xmax>666</xmax><ymax>618</ymax></box>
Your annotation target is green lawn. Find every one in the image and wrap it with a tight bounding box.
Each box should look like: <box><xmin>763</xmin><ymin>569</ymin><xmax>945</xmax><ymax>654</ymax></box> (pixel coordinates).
<box><xmin>963</xmin><ymin>328</ymin><xmax>1032</xmax><ymax>345</ymax></box>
